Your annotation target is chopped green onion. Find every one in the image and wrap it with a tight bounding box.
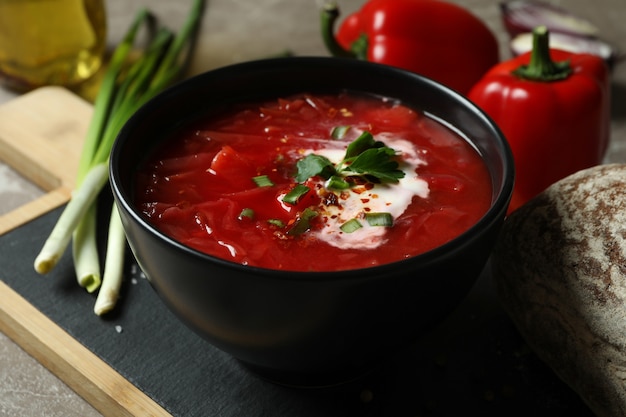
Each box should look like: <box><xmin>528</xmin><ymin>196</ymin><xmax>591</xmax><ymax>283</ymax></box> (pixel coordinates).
<box><xmin>331</xmin><ymin>125</ymin><xmax>350</xmax><ymax>139</ymax></box>
<box><xmin>340</xmin><ymin>218</ymin><xmax>363</xmax><ymax>233</ymax></box>
<box><xmin>268</xmin><ymin>219</ymin><xmax>286</xmax><ymax>228</ymax></box>
<box><xmin>326</xmin><ymin>175</ymin><xmax>350</xmax><ymax>190</ymax></box>
<box><xmin>239</xmin><ymin>208</ymin><xmax>255</xmax><ymax>220</ymax></box>
<box><xmin>287</xmin><ymin>208</ymin><xmax>318</xmax><ymax>236</ymax></box>
<box><xmin>282</xmin><ymin>184</ymin><xmax>310</xmax><ymax>205</ymax></box>
<box><xmin>365</xmin><ymin>212</ymin><xmax>394</xmax><ymax>227</ymax></box>
<box><xmin>252</xmin><ymin>175</ymin><xmax>274</xmax><ymax>187</ymax></box>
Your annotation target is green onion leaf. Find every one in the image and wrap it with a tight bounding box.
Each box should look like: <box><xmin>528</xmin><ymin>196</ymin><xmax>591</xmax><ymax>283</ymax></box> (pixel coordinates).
<box><xmin>282</xmin><ymin>184</ymin><xmax>311</xmax><ymax>205</ymax></box>
<box><xmin>365</xmin><ymin>212</ymin><xmax>393</xmax><ymax>227</ymax></box>
<box><xmin>238</xmin><ymin>208</ymin><xmax>255</xmax><ymax>220</ymax></box>
<box><xmin>252</xmin><ymin>175</ymin><xmax>274</xmax><ymax>187</ymax></box>
<box><xmin>267</xmin><ymin>219</ymin><xmax>286</xmax><ymax>228</ymax></box>
<box><xmin>340</xmin><ymin>218</ymin><xmax>363</xmax><ymax>233</ymax></box>
<box><xmin>326</xmin><ymin>175</ymin><xmax>350</xmax><ymax>190</ymax></box>
<box><xmin>331</xmin><ymin>125</ymin><xmax>350</xmax><ymax>139</ymax></box>
<box><xmin>287</xmin><ymin>208</ymin><xmax>318</xmax><ymax>236</ymax></box>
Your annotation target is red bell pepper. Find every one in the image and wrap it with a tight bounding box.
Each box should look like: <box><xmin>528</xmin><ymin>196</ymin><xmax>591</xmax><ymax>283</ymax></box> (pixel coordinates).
<box><xmin>468</xmin><ymin>26</ymin><xmax>610</xmax><ymax>214</ymax></box>
<box><xmin>321</xmin><ymin>0</ymin><xmax>500</xmax><ymax>94</ymax></box>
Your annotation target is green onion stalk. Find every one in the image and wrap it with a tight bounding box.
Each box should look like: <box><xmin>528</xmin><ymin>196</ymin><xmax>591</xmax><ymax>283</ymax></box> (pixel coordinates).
<box><xmin>34</xmin><ymin>0</ymin><xmax>205</xmax><ymax>316</ymax></box>
<box><xmin>71</xmin><ymin>8</ymin><xmax>156</xmax><ymax>293</ymax></box>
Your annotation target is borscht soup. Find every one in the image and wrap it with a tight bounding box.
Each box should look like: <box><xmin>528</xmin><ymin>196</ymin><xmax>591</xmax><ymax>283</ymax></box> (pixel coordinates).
<box><xmin>134</xmin><ymin>92</ymin><xmax>492</xmax><ymax>271</ymax></box>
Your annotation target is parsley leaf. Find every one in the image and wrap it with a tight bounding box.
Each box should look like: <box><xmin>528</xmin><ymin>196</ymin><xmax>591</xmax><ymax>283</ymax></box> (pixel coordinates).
<box><xmin>343</xmin><ymin>147</ymin><xmax>404</xmax><ymax>182</ymax></box>
<box><xmin>294</xmin><ymin>154</ymin><xmax>336</xmax><ymax>182</ymax></box>
<box><xmin>344</xmin><ymin>131</ymin><xmax>382</xmax><ymax>158</ymax></box>
<box><xmin>294</xmin><ymin>129</ymin><xmax>405</xmax><ymax>186</ymax></box>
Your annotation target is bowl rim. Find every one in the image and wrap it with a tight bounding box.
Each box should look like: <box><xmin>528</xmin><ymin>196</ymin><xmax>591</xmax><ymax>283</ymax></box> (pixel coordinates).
<box><xmin>109</xmin><ymin>56</ymin><xmax>514</xmax><ymax>281</ymax></box>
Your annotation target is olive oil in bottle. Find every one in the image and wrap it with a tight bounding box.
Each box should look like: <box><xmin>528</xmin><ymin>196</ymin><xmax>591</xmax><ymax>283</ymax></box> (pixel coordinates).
<box><xmin>0</xmin><ymin>0</ymin><xmax>106</xmax><ymax>92</ymax></box>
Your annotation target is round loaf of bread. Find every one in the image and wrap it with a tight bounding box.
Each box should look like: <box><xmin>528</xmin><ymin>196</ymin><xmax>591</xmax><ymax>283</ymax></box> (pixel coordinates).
<box><xmin>493</xmin><ymin>163</ymin><xmax>626</xmax><ymax>417</ymax></box>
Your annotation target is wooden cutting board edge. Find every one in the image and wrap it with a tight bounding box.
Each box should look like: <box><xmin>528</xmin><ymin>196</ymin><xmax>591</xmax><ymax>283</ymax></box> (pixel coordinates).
<box><xmin>0</xmin><ymin>282</ymin><xmax>173</xmax><ymax>417</ymax></box>
<box><xmin>0</xmin><ymin>87</ymin><xmax>172</xmax><ymax>417</ymax></box>
<box><xmin>0</xmin><ymin>86</ymin><xmax>84</xmax><ymax>235</ymax></box>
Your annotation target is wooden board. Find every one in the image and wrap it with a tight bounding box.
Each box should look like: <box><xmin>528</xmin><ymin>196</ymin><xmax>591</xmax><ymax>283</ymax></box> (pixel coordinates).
<box><xmin>0</xmin><ymin>282</ymin><xmax>172</xmax><ymax>417</ymax></box>
<box><xmin>0</xmin><ymin>87</ymin><xmax>598</xmax><ymax>417</ymax></box>
<box><xmin>0</xmin><ymin>86</ymin><xmax>86</xmax><ymax>234</ymax></box>
<box><xmin>0</xmin><ymin>87</ymin><xmax>172</xmax><ymax>416</ymax></box>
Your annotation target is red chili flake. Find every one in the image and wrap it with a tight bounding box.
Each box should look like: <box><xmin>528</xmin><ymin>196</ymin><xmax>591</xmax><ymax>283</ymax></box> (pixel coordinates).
<box><xmin>347</xmin><ymin>176</ymin><xmax>368</xmax><ymax>185</ymax></box>
<box><xmin>323</xmin><ymin>191</ymin><xmax>340</xmax><ymax>206</ymax></box>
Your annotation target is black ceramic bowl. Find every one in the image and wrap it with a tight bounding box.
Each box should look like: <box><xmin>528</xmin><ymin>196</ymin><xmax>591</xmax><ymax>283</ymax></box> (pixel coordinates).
<box><xmin>110</xmin><ymin>57</ymin><xmax>514</xmax><ymax>387</ymax></box>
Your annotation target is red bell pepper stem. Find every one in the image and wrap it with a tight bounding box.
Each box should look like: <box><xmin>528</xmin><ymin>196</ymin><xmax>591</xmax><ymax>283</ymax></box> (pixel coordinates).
<box><xmin>513</xmin><ymin>26</ymin><xmax>573</xmax><ymax>81</ymax></box>
<box><xmin>320</xmin><ymin>3</ymin><xmax>362</xmax><ymax>59</ymax></box>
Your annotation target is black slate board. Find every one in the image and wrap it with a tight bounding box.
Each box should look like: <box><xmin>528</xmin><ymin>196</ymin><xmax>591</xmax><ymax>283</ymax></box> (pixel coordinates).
<box><xmin>1</xmin><ymin>205</ymin><xmax>595</xmax><ymax>417</ymax></box>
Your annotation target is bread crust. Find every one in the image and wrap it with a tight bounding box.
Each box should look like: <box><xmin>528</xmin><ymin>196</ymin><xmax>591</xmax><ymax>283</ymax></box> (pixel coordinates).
<box><xmin>493</xmin><ymin>163</ymin><xmax>626</xmax><ymax>417</ymax></box>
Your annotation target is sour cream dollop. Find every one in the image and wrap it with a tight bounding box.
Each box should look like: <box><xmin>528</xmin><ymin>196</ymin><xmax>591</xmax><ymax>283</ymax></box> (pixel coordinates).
<box><xmin>305</xmin><ymin>133</ymin><xmax>430</xmax><ymax>250</ymax></box>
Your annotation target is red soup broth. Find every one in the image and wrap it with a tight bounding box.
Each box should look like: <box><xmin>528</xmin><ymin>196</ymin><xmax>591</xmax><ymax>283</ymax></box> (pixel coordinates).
<box><xmin>134</xmin><ymin>92</ymin><xmax>492</xmax><ymax>271</ymax></box>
